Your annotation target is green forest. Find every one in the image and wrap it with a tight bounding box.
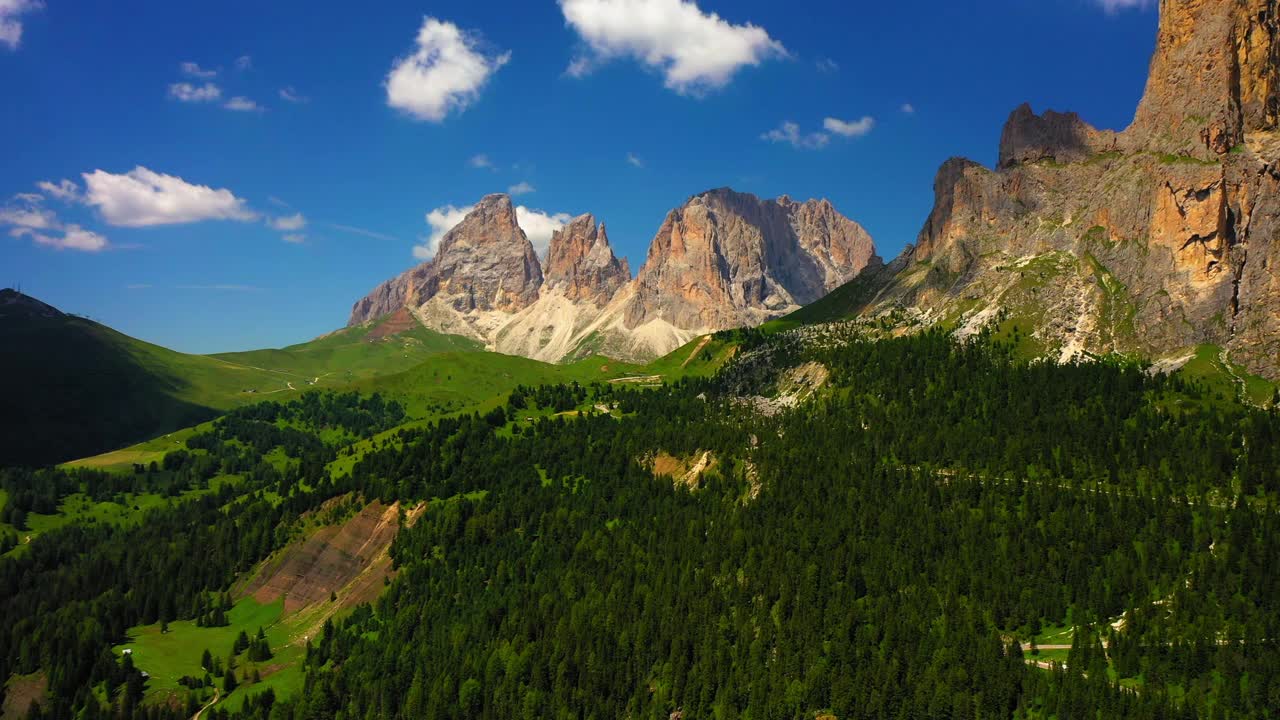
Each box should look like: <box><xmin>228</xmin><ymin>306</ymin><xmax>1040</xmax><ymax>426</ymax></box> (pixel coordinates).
<box><xmin>1</xmin><ymin>327</ymin><xmax>1278</xmax><ymax>719</ymax></box>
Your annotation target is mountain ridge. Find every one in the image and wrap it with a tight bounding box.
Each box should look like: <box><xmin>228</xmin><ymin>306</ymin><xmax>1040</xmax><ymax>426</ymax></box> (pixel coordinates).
<box><xmin>813</xmin><ymin>0</ymin><xmax>1280</xmax><ymax>379</ymax></box>
<box><xmin>348</xmin><ymin>188</ymin><xmax>878</xmax><ymax>363</ymax></box>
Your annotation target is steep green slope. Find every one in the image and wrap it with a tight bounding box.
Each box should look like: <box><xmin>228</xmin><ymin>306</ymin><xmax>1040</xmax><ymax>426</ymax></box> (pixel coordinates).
<box><xmin>210</xmin><ymin>311</ymin><xmax>481</xmax><ymax>384</ymax></box>
<box><xmin>0</xmin><ymin>291</ymin><xmax>286</xmax><ymax>467</ymax></box>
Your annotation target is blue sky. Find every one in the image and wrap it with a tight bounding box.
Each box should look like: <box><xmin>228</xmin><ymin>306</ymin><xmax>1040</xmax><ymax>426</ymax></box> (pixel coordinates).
<box><xmin>0</xmin><ymin>0</ymin><xmax>1158</xmax><ymax>353</ymax></box>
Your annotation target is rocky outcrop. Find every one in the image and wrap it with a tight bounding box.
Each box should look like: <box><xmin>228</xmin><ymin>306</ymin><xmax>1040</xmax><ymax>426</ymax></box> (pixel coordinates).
<box><xmin>623</xmin><ymin>188</ymin><xmax>879</xmax><ymax>332</ymax></box>
<box><xmin>1123</xmin><ymin>0</ymin><xmax>1278</xmax><ymax>159</ymax></box>
<box><xmin>349</xmin><ymin>194</ymin><xmax>543</xmax><ymax>329</ymax></box>
<box><xmin>544</xmin><ymin>214</ymin><xmax>630</xmax><ymax>305</ymax></box>
<box><xmin>857</xmin><ymin>0</ymin><xmax>1280</xmax><ymax>379</ymax></box>
<box><xmin>350</xmin><ymin>189</ymin><xmax>878</xmax><ymax>362</ymax></box>
<box><xmin>998</xmin><ymin>104</ymin><xmax>1119</xmax><ymax>168</ymax></box>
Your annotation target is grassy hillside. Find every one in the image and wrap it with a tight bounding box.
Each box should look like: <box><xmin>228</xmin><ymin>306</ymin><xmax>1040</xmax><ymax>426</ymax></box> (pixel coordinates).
<box><xmin>0</xmin><ymin>293</ymin><xmax>484</xmax><ymax>467</ymax></box>
<box><xmin>211</xmin><ymin>312</ymin><xmax>481</xmax><ymax>384</ymax></box>
<box><xmin>0</xmin><ymin>292</ymin><xmax>288</xmax><ymax>467</ymax></box>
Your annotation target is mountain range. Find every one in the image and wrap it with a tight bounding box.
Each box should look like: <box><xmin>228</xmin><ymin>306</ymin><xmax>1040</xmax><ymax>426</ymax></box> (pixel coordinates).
<box><xmin>349</xmin><ymin>188</ymin><xmax>879</xmax><ymax>362</ymax></box>
<box><xmin>350</xmin><ymin>0</ymin><xmax>1280</xmax><ymax>381</ymax></box>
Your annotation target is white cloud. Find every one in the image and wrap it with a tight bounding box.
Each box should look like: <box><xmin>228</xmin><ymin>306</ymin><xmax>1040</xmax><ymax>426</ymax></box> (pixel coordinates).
<box><xmin>1097</xmin><ymin>0</ymin><xmax>1151</xmax><ymax>12</ymax></box>
<box><xmin>268</xmin><ymin>195</ymin><xmax>291</xmax><ymax>208</ymax></box>
<box><xmin>268</xmin><ymin>212</ymin><xmax>306</xmax><ymax>231</ymax></box>
<box><xmin>11</xmin><ymin>225</ymin><xmax>108</xmax><ymax>252</ymax></box>
<box><xmin>559</xmin><ymin>0</ymin><xmax>786</xmax><ymax>95</ymax></box>
<box><xmin>169</xmin><ymin>82</ymin><xmax>222</xmax><ymax>103</ymax></box>
<box><xmin>517</xmin><ymin>206</ymin><xmax>572</xmax><ymax>256</ymax></box>
<box><xmin>0</xmin><ymin>199</ymin><xmax>56</xmax><ymax>230</ymax></box>
<box><xmin>279</xmin><ymin>86</ymin><xmax>308</xmax><ymax>103</ymax></box>
<box><xmin>761</xmin><ymin>121</ymin><xmax>829</xmax><ymax>150</ymax></box>
<box><xmin>626</xmin><ymin>152</ymin><xmax>644</xmax><ymax>168</ymax></box>
<box><xmin>385</xmin><ymin>17</ymin><xmax>510</xmax><ymax>122</ymax></box>
<box><xmin>224</xmin><ymin>96</ymin><xmax>263</xmax><ymax>112</ymax></box>
<box><xmin>901</xmin><ymin>103</ymin><xmax>915</xmax><ymax>114</ymax></box>
<box><xmin>180</xmin><ymin>61</ymin><xmax>218</xmax><ymax>79</ymax></box>
<box><xmin>82</xmin><ymin>166</ymin><xmax>257</xmax><ymax>227</ymax></box>
<box><xmin>37</xmin><ymin>179</ymin><xmax>82</xmax><ymax>202</ymax></box>
<box><xmin>468</xmin><ymin>153</ymin><xmax>494</xmax><ymax>169</ymax></box>
<box><xmin>282</xmin><ymin>234</ymin><xmax>306</xmax><ymax>244</ymax></box>
<box><xmin>1</xmin><ymin>194</ymin><xmax>107</xmax><ymax>252</ymax></box>
<box><xmin>414</xmin><ymin>202</ymin><xmax>570</xmax><ymax>259</ymax></box>
<box><xmin>0</xmin><ymin>0</ymin><xmax>42</xmax><ymax>50</ymax></box>
<box><xmin>235</xmin><ymin>55</ymin><xmax>252</xmax><ymax>71</ymax></box>
<box><xmin>823</xmin><ymin>115</ymin><xmax>875</xmax><ymax>138</ymax></box>
<box><xmin>815</xmin><ymin>58</ymin><xmax>838</xmax><ymax>73</ymax></box>
<box><xmin>416</xmin><ymin>204</ymin><xmax>474</xmax><ymax>259</ymax></box>
<box><xmin>508</xmin><ymin>181</ymin><xmax>535</xmax><ymax>196</ymax></box>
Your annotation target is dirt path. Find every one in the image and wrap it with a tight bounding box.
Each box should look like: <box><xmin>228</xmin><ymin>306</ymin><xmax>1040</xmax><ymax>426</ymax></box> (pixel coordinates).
<box><xmin>681</xmin><ymin>336</ymin><xmax>712</xmax><ymax>368</ymax></box>
<box><xmin>190</xmin><ymin>688</ymin><xmax>220</xmax><ymax>720</ymax></box>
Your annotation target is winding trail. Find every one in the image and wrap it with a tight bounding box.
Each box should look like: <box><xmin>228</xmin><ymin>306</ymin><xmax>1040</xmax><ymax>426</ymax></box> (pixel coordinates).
<box><xmin>190</xmin><ymin>688</ymin><xmax>220</xmax><ymax>720</ymax></box>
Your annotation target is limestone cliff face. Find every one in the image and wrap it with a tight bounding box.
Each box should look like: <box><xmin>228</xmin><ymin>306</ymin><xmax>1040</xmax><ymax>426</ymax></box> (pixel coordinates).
<box><xmin>544</xmin><ymin>214</ymin><xmax>630</xmax><ymax>306</ymax></box>
<box><xmin>862</xmin><ymin>0</ymin><xmax>1280</xmax><ymax>378</ymax></box>
<box><xmin>623</xmin><ymin>188</ymin><xmax>879</xmax><ymax>332</ymax></box>
<box><xmin>350</xmin><ymin>188</ymin><xmax>878</xmax><ymax>362</ymax></box>
<box><xmin>349</xmin><ymin>194</ymin><xmax>543</xmax><ymax>327</ymax></box>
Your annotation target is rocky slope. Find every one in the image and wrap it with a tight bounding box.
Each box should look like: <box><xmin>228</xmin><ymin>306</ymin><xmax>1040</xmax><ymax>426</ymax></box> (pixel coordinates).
<box><xmin>847</xmin><ymin>0</ymin><xmax>1280</xmax><ymax>378</ymax></box>
<box><xmin>349</xmin><ymin>189</ymin><xmax>877</xmax><ymax>362</ymax></box>
<box><xmin>622</xmin><ymin>188</ymin><xmax>879</xmax><ymax>332</ymax></box>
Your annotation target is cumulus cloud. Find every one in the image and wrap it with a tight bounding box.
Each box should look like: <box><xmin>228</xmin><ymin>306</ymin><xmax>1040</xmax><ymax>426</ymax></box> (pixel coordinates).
<box><xmin>279</xmin><ymin>86</ymin><xmax>308</xmax><ymax>103</ymax></box>
<box><xmin>0</xmin><ymin>196</ymin><xmax>57</xmax><ymax>230</ymax></box>
<box><xmin>559</xmin><ymin>0</ymin><xmax>786</xmax><ymax>95</ymax></box>
<box><xmin>268</xmin><ymin>212</ymin><xmax>306</xmax><ymax>231</ymax></box>
<box><xmin>281</xmin><ymin>234</ymin><xmax>306</xmax><ymax>244</ymax></box>
<box><xmin>416</xmin><ymin>204</ymin><xmax>474</xmax><ymax>259</ymax></box>
<box><xmin>235</xmin><ymin>55</ymin><xmax>252</xmax><ymax>71</ymax></box>
<box><xmin>385</xmin><ymin>17</ymin><xmax>510</xmax><ymax>122</ymax></box>
<box><xmin>761</xmin><ymin>121</ymin><xmax>829</xmax><ymax>150</ymax></box>
<box><xmin>1</xmin><ymin>193</ymin><xmax>108</xmax><ymax>252</ymax></box>
<box><xmin>823</xmin><ymin>115</ymin><xmax>875</xmax><ymax>138</ymax></box>
<box><xmin>516</xmin><ymin>206</ymin><xmax>572</xmax><ymax>256</ymax></box>
<box><xmin>0</xmin><ymin>0</ymin><xmax>42</xmax><ymax>50</ymax></box>
<box><xmin>901</xmin><ymin>103</ymin><xmax>915</xmax><ymax>114</ymax></box>
<box><xmin>37</xmin><ymin>179</ymin><xmax>82</xmax><ymax>202</ymax></box>
<box><xmin>169</xmin><ymin>82</ymin><xmax>222</xmax><ymax>103</ymax></box>
<box><xmin>508</xmin><ymin>181</ymin><xmax>535</xmax><ymax>196</ymax></box>
<box><xmin>82</xmin><ymin>166</ymin><xmax>257</xmax><ymax>227</ymax></box>
<box><xmin>815</xmin><ymin>58</ymin><xmax>839</xmax><ymax>73</ymax></box>
<box><xmin>1096</xmin><ymin>0</ymin><xmax>1152</xmax><ymax>12</ymax></box>
<box><xmin>414</xmin><ymin>202</ymin><xmax>570</xmax><ymax>259</ymax></box>
<box><xmin>626</xmin><ymin>152</ymin><xmax>644</xmax><ymax>168</ymax></box>
<box><xmin>180</xmin><ymin>61</ymin><xmax>218</xmax><ymax>79</ymax></box>
<box><xmin>12</xmin><ymin>225</ymin><xmax>108</xmax><ymax>252</ymax></box>
<box><xmin>468</xmin><ymin>153</ymin><xmax>494</xmax><ymax>169</ymax></box>
<box><xmin>223</xmin><ymin>96</ymin><xmax>263</xmax><ymax>112</ymax></box>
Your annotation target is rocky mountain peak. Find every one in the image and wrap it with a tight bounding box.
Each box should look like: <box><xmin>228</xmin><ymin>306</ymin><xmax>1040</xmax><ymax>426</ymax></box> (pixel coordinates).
<box><xmin>1123</xmin><ymin>0</ymin><xmax>1279</xmax><ymax>159</ymax></box>
<box><xmin>998</xmin><ymin>104</ymin><xmax>1119</xmax><ymax>168</ymax></box>
<box><xmin>544</xmin><ymin>213</ymin><xmax>631</xmax><ymax>306</ymax></box>
<box><xmin>624</xmin><ymin>188</ymin><xmax>878</xmax><ymax>332</ymax></box>
<box><xmin>347</xmin><ymin>193</ymin><xmax>543</xmax><ymax>327</ymax></box>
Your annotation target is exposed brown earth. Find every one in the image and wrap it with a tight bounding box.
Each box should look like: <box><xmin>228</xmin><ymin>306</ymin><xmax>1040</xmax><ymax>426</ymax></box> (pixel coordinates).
<box><xmin>1</xmin><ymin>672</ymin><xmax>46</xmax><ymax>720</ymax></box>
<box><xmin>244</xmin><ymin>500</ymin><xmax>422</xmax><ymax>614</ymax></box>
<box><xmin>364</xmin><ymin>306</ymin><xmax>420</xmax><ymax>340</ymax></box>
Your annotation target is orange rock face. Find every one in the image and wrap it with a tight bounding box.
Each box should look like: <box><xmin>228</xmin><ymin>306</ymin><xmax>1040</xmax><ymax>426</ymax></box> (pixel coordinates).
<box><xmin>624</xmin><ymin>188</ymin><xmax>879</xmax><ymax>331</ymax></box>
<box><xmin>864</xmin><ymin>0</ymin><xmax>1280</xmax><ymax>377</ymax></box>
<box><xmin>543</xmin><ymin>214</ymin><xmax>630</xmax><ymax>306</ymax></box>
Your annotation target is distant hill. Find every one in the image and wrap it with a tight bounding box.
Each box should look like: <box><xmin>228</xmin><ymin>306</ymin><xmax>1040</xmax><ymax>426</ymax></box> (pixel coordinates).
<box><xmin>0</xmin><ymin>291</ymin><xmax>480</xmax><ymax>466</ymax></box>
